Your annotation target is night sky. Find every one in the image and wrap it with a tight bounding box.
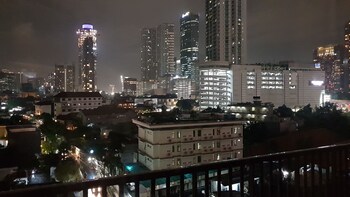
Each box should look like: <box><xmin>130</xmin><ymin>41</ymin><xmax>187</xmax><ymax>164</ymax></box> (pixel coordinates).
<box><xmin>0</xmin><ymin>0</ymin><xmax>349</xmax><ymax>91</ymax></box>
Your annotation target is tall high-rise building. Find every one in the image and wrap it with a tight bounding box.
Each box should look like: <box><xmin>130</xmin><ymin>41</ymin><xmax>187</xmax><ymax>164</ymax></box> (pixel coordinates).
<box><xmin>313</xmin><ymin>45</ymin><xmax>347</xmax><ymax>94</ymax></box>
<box><xmin>157</xmin><ymin>23</ymin><xmax>175</xmax><ymax>77</ymax></box>
<box><xmin>54</xmin><ymin>65</ymin><xmax>75</xmax><ymax>92</ymax></box>
<box><xmin>199</xmin><ymin>0</ymin><xmax>247</xmax><ymax>107</ymax></box>
<box><xmin>140</xmin><ymin>28</ymin><xmax>157</xmax><ymax>81</ymax></box>
<box><xmin>77</xmin><ymin>24</ymin><xmax>97</xmax><ymax>92</ymax></box>
<box><xmin>180</xmin><ymin>12</ymin><xmax>199</xmax><ymax>78</ymax></box>
<box><xmin>205</xmin><ymin>0</ymin><xmax>247</xmax><ymax>64</ymax></box>
<box><xmin>0</xmin><ymin>70</ymin><xmax>21</xmax><ymax>92</ymax></box>
<box><xmin>345</xmin><ymin>21</ymin><xmax>350</xmax><ymax>61</ymax></box>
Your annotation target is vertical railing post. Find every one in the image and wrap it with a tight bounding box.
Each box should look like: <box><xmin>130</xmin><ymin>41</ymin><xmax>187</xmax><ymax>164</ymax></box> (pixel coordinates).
<box><xmin>269</xmin><ymin>160</ymin><xmax>273</xmax><ymax>197</ymax></box>
<box><xmin>259</xmin><ymin>161</ymin><xmax>264</xmax><ymax>197</ymax></box>
<box><xmin>248</xmin><ymin>162</ymin><xmax>255</xmax><ymax>197</ymax></box>
<box><xmin>303</xmin><ymin>155</ymin><xmax>308</xmax><ymax>197</ymax></box>
<box><xmin>295</xmin><ymin>155</ymin><xmax>300</xmax><ymax>197</ymax></box>
<box><xmin>311</xmin><ymin>152</ymin><xmax>315</xmax><ymax>197</ymax></box>
<box><xmin>240</xmin><ymin>164</ymin><xmax>245</xmax><ymax>197</ymax></box>
<box><xmin>318</xmin><ymin>151</ymin><xmax>323</xmax><ymax>197</ymax></box>
<box><xmin>228</xmin><ymin>167</ymin><xmax>233</xmax><ymax>197</ymax></box>
<box><xmin>151</xmin><ymin>178</ymin><xmax>156</xmax><ymax>197</ymax></box>
<box><xmin>278</xmin><ymin>159</ymin><xmax>283</xmax><ymax>197</ymax></box>
<box><xmin>180</xmin><ymin>174</ymin><xmax>185</xmax><ymax>197</ymax></box>
<box><xmin>135</xmin><ymin>181</ymin><xmax>140</xmax><ymax>197</ymax></box>
<box><xmin>217</xmin><ymin>168</ymin><xmax>221</xmax><ymax>197</ymax></box>
<box><xmin>325</xmin><ymin>150</ymin><xmax>330</xmax><ymax>197</ymax></box>
<box><xmin>119</xmin><ymin>183</ymin><xmax>124</xmax><ymax>197</ymax></box>
<box><xmin>205</xmin><ymin>170</ymin><xmax>210</xmax><ymax>197</ymax></box>
<box><xmin>192</xmin><ymin>171</ymin><xmax>197</xmax><ymax>197</ymax></box>
<box><xmin>166</xmin><ymin>176</ymin><xmax>171</xmax><ymax>197</ymax></box>
<box><xmin>332</xmin><ymin>148</ymin><xmax>337</xmax><ymax>197</ymax></box>
<box><xmin>101</xmin><ymin>186</ymin><xmax>107</xmax><ymax>197</ymax></box>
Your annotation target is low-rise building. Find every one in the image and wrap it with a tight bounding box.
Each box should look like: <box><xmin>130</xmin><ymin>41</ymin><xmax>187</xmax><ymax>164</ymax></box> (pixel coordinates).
<box><xmin>53</xmin><ymin>92</ymin><xmax>103</xmax><ymax>116</ymax></box>
<box><xmin>135</xmin><ymin>94</ymin><xmax>178</xmax><ymax>111</ymax></box>
<box><xmin>133</xmin><ymin>114</ymin><xmax>243</xmax><ymax>171</ymax></box>
<box><xmin>82</xmin><ymin>105</ymin><xmax>137</xmax><ymax>126</ymax></box>
<box><xmin>0</xmin><ymin>125</ymin><xmax>40</xmax><ymax>176</ymax></box>
<box><xmin>226</xmin><ymin>97</ymin><xmax>274</xmax><ymax>121</ymax></box>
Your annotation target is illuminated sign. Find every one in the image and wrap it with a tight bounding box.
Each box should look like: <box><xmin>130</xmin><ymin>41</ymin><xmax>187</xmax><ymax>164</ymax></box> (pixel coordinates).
<box><xmin>82</xmin><ymin>24</ymin><xmax>93</xmax><ymax>29</ymax></box>
<box><xmin>314</xmin><ymin>63</ymin><xmax>321</xmax><ymax>69</ymax></box>
<box><xmin>310</xmin><ymin>80</ymin><xmax>324</xmax><ymax>86</ymax></box>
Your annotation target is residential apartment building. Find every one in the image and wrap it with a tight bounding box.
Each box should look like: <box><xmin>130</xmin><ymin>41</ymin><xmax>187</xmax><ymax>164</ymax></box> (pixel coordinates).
<box><xmin>205</xmin><ymin>0</ymin><xmax>247</xmax><ymax>64</ymax></box>
<box><xmin>54</xmin><ymin>64</ymin><xmax>75</xmax><ymax>92</ymax></box>
<box><xmin>53</xmin><ymin>92</ymin><xmax>103</xmax><ymax>116</ymax></box>
<box><xmin>133</xmin><ymin>117</ymin><xmax>243</xmax><ymax>171</ymax></box>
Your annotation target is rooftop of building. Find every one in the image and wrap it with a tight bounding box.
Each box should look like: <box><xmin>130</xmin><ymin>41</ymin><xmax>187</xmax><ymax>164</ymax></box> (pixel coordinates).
<box><xmin>81</xmin><ymin>105</ymin><xmax>135</xmax><ymax>116</ymax></box>
<box><xmin>134</xmin><ymin>112</ymin><xmax>241</xmax><ymax>128</ymax></box>
<box><xmin>54</xmin><ymin>92</ymin><xmax>102</xmax><ymax>98</ymax></box>
<box><xmin>35</xmin><ymin>101</ymin><xmax>53</xmax><ymax>106</ymax></box>
<box><xmin>228</xmin><ymin>101</ymin><xmax>274</xmax><ymax>107</ymax></box>
<box><xmin>136</xmin><ymin>94</ymin><xmax>177</xmax><ymax>99</ymax></box>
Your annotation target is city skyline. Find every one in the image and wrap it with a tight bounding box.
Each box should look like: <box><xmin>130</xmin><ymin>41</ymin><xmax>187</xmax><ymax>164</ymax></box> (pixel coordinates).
<box><xmin>0</xmin><ymin>0</ymin><xmax>349</xmax><ymax>91</ymax></box>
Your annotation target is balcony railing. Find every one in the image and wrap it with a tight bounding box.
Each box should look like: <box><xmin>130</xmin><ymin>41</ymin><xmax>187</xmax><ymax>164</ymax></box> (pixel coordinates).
<box><xmin>1</xmin><ymin>143</ymin><xmax>350</xmax><ymax>197</ymax></box>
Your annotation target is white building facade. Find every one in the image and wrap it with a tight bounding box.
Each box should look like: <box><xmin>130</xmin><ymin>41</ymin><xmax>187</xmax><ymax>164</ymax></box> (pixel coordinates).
<box><xmin>199</xmin><ymin>61</ymin><xmax>233</xmax><ymax>109</ymax></box>
<box><xmin>54</xmin><ymin>92</ymin><xmax>103</xmax><ymax>116</ymax></box>
<box><xmin>173</xmin><ymin>77</ymin><xmax>192</xmax><ymax>99</ymax></box>
<box><xmin>232</xmin><ymin>64</ymin><xmax>325</xmax><ymax>108</ymax></box>
<box><xmin>133</xmin><ymin>119</ymin><xmax>243</xmax><ymax>171</ymax></box>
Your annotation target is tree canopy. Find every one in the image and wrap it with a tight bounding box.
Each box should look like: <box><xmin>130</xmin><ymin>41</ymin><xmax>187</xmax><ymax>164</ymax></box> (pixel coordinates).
<box><xmin>55</xmin><ymin>157</ymin><xmax>83</xmax><ymax>183</ymax></box>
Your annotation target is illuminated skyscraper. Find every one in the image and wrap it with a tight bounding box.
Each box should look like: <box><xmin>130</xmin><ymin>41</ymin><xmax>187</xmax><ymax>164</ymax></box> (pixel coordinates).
<box><xmin>157</xmin><ymin>23</ymin><xmax>175</xmax><ymax>77</ymax></box>
<box><xmin>205</xmin><ymin>0</ymin><xmax>247</xmax><ymax>64</ymax></box>
<box><xmin>77</xmin><ymin>24</ymin><xmax>97</xmax><ymax>92</ymax></box>
<box><xmin>180</xmin><ymin>12</ymin><xmax>199</xmax><ymax>79</ymax></box>
<box><xmin>313</xmin><ymin>45</ymin><xmax>347</xmax><ymax>94</ymax></box>
<box><xmin>141</xmin><ymin>28</ymin><xmax>157</xmax><ymax>81</ymax></box>
<box><xmin>54</xmin><ymin>65</ymin><xmax>75</xmax><ymax>92</ymax></box>
<box><xmin>345</xmin><ymin>21</ymin><xmax>350</xmax><ymax>61</ymax></box>
<box><xmin>199</xmin><ymin>0</ymin><xmax>247</xmax><ymax>107</ymax></box>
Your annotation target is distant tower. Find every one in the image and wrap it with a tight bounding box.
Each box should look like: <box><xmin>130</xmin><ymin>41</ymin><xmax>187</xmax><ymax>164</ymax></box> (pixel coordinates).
<box><xmin>198</xmin><ymin>0</ymin><xmax>247</xmax><ymax>108</ymax></box>
<box><xmin>180</xmin><ymin>12</ymin><xmax>199</xmax><ymax>79</ymax></box>
<box><xmin>140</xmin><ymin>28</ymin><xmax>157</xmax><ymax>81</ymax></box>
<box><xmin>157</xmin><ymin>23</ymin><xmax>175</xmax><ymax>77</ymax></box>
<box><xmin>313</xmin><ymin>44</ymin><xmax>347</xmax><ymax>94</ymax></box>
<box><xmin>345</xmin><ymin>21</ymin><xmax>350</xmax><ymax>61</ymax></box>
<box><xmin>205</xmin><ymin>0</ymin><xmax>247</xmax><ymax>64</ymax></box>
<box><xmin>54</xmin><ymin>65</ymin><xmax>75</xmax><ymax>92</ymax></box>
<box><xmin>77</xmin><ymin>24</ymin><xmax>97</xmax><ymax>92</ymax></box>
<box><xmin>54</xmin><ymin>65</ymin><xmax>65</xmax><ymax>92</ymax></box>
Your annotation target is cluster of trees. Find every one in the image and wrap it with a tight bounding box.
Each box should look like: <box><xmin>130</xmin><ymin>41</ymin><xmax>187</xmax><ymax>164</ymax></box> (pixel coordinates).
<box><xmin>244</xmin><ymin>103</ymin><xmax>350</xmax><ymax>155</ymax></box>
<box><xmin>38</xmin><ymin>113</ymin><xmax>135</xmax><ymax>183</ymax></box>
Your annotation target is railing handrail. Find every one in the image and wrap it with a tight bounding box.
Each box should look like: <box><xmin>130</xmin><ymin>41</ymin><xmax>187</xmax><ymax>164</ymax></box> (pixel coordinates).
<box><xmin>1</xmin><ymin>142</ymin><xmax>349</xmax><ymax>196</ymax></box>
